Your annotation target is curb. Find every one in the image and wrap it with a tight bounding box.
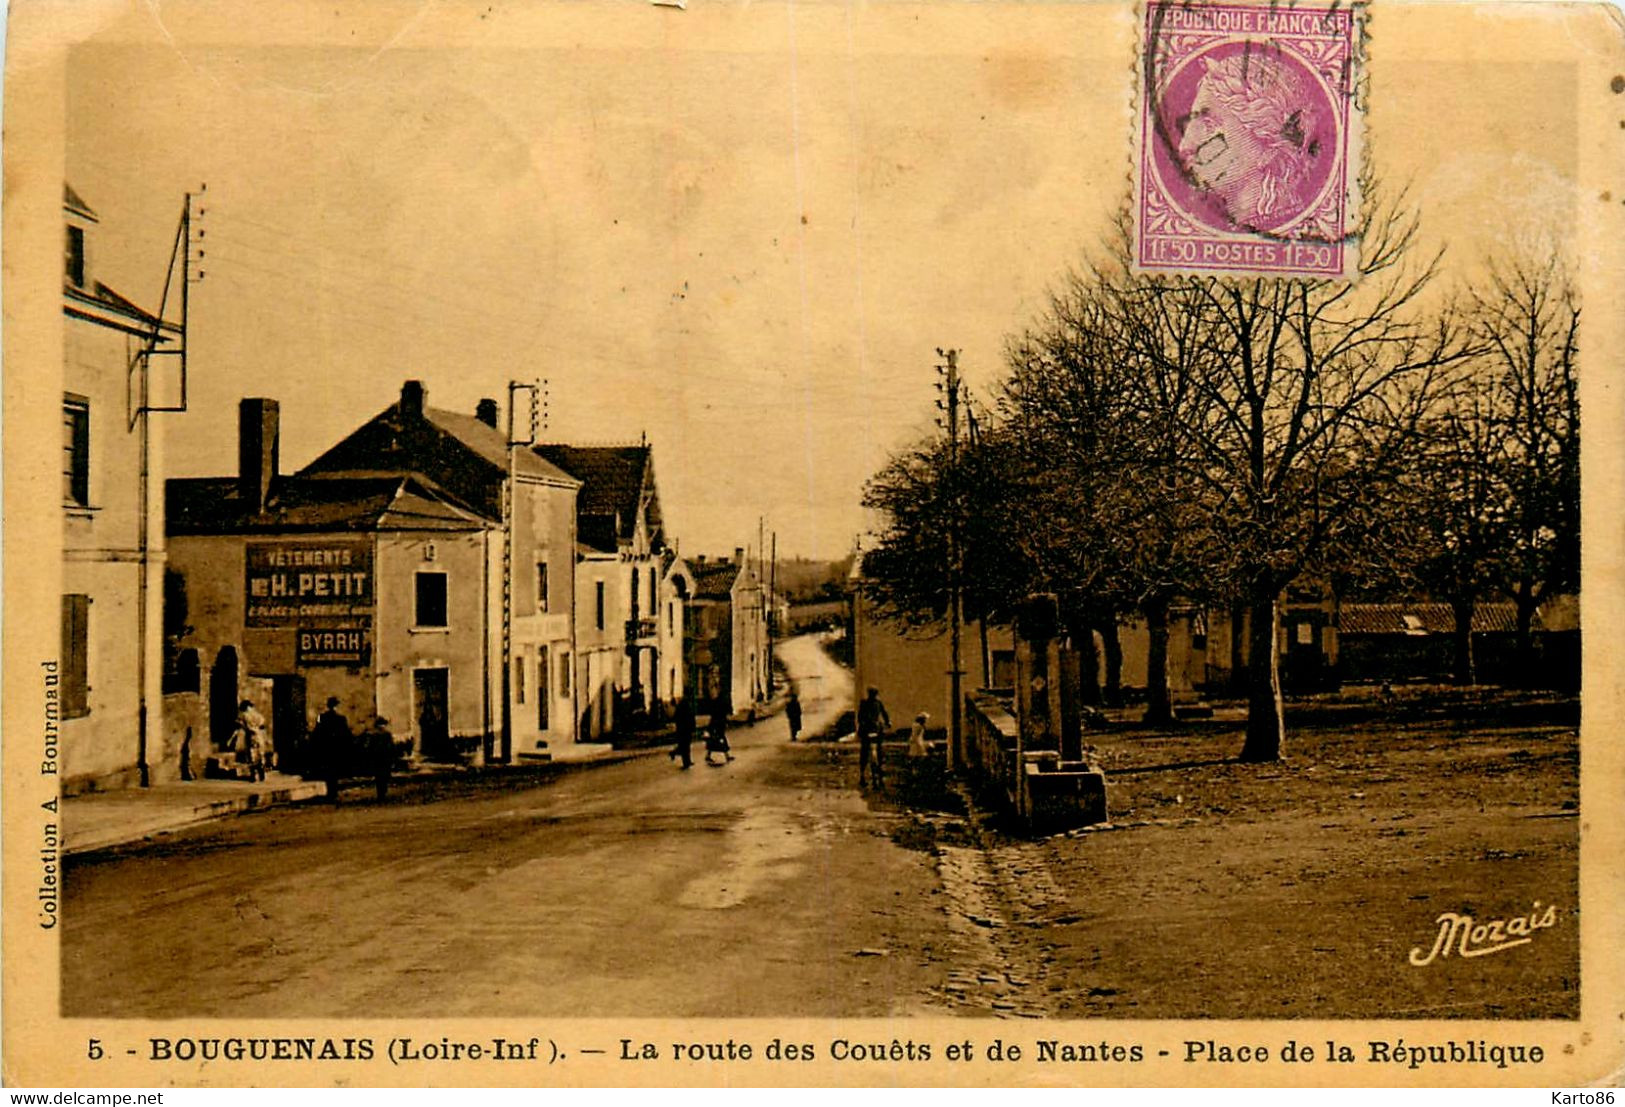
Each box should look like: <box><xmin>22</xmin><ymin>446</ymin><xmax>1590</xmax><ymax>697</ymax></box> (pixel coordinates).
<box><xmin>65</xmin><ymin>779</ymin><xmax>330</xmax><ymax>856</ymax></box>
<box><xmin>65</xmin><ymin>747</ymin><xmax>666</xmax><ymax>857</ymax></box>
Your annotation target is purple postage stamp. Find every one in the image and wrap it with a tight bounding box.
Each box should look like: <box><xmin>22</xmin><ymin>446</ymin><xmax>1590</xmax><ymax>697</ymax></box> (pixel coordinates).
<box><xmin>1135</xmin><ymin>0</ymin><xmax>1364</xmax><ymax>279</ymax></box>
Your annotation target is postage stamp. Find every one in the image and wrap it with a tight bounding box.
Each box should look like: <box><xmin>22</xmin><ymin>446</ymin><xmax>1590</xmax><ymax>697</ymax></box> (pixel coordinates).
<box><xmin>1135</xmin><ymin>0</ymin><xmax>1365</xmax><ymax>278</ymax></box>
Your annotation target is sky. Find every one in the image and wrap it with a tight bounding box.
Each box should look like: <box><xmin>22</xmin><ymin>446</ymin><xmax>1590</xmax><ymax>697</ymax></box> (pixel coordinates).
<box><xmin>61</xmin><ymin>0</ymin><xmax>1578</xmax><ymax>560</ymax></box>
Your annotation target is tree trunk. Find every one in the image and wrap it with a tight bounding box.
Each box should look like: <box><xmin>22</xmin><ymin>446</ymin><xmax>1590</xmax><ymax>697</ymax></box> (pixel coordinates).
<box><xmin>1067</xmin><ymin>614</ymin><xmax>1102</xmax><ymax>706</ymax></box>
<box><xmin>1228</xmin><ymin>600</ymin><xmax>1248</xmax><ymax>695</ymax></box>
<box><xmin>1098</xmin><ymin>616</ymin><xmax>1124</xmax><ymax>708</ymax></box>
<box><xmin>1142</xmin><ymin>596</ymin><xmax>1173</xmax><ymax>725</ymax></box>
<box><xmin>1450</xmin><ymin>599</ymin><xmax>1476</xmax><ymax>686</ymax></box>
<box><xmin>1239</xmin><ymin>588</ymin><xmax>1285</xmax><ymax>762</ymax></box>
<box><xmin>1514</xmin><ymin>583</ymin><xmax>1539</xmax><ymax>688</ymax></box>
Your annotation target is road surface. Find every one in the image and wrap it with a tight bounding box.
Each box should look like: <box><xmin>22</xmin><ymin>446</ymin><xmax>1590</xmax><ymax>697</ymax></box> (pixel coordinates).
<box><xmin>62</xmin><ymin>635</ymin><xmax>980</xmax><ymax>1018</ymax></box>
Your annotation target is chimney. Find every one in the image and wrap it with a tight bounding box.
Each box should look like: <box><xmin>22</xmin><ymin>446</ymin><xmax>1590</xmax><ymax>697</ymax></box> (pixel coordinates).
<box><xmin>238</xmin><ymin>398</ymin><xmax>280</xmax><ymax>514</ymax></box>
<box><xmin>401</xmin><ymin>380</ymin><xmax>426</xmax><ymax>418</ymax></box>
<box><xmin>475</xmin><ymin>398</ymin><xmax>499</xmax><ymax>428</ymax></box>
<box><xmin>734</xmin><ymin>546</ymin><xmax>745</xmax><ymax>566</ymax></box>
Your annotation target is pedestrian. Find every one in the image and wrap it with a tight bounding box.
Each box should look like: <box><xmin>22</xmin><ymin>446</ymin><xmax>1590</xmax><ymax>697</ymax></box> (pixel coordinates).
<box><xmin>857</xmin><ymin>686</ymin><xmax>890</xmax><ymax>788</ymax></box>
<box><xmin>669</xmin><ymin>696</ymin><xmax>695</xmax><ymax>770</ymax></box>
<box><xmin>364</xmin><ymin>715</ymin><xmax>395</xmax><ymax>801</ymax></box>
<box><xmin>236</xmin><ymin>699</ymin><xmax>268</xmax><ymax>782</ymax></box>
<box><xmin>908</xmin><ymin>712</ymin><xmax>930</xmax><ymax>759</ymax></box>
<box><xmin>705</xmin><ymin>695</ymin><xmax>733</xmax><ymax>766</ymax></box>
<box><xmin>786</xmin><ymin>690</ymin><xmax>803</xmax><ymax>742</ymax></box>
<box><xmin>311</xmin><ymin>696</ymin><xmax>352</xmax><ymax>803</ymax></box>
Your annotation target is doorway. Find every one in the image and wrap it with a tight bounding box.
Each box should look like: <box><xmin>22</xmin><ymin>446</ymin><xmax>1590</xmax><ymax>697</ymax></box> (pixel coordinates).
<box><xmin>414</xmin><ymin>668</ymin><xmax>450</xmax><ymax>760</ymax></box>
<box><xmin>269</xmin><ymin>675</ymin><xmax>307</xmax><ymax>774</ymax></box>
<box><xmin>209</xmin><ymin>646</ymin><xmax>239</xmax><ymax>748</ymax></box>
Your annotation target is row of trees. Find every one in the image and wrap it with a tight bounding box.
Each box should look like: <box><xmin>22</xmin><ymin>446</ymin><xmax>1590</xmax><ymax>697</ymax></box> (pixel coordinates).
<box><xmin>861</xmin><ymin>189</ymin><xmax>1580</xmax><ymax>762</ymax></box>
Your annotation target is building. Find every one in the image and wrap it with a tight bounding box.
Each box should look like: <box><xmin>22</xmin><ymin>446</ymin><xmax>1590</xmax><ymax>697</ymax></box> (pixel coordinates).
<box><xmin>60</xmin><ymin>184</ymin><xmax>181</xmax><ymax>792</ymax></box>
<box><xmin>535</xmin><ymin>444</ymin><xmax>686</xmax><ymax>726</ymax></box>
<box><xmin>850</xmin><ymin>584</ymin><xmax>1012</xmax><ymax>733</ymax></box>
<box><xmin>301</xmin><ymin>382</ymin><xmax>582</xmax><ymax>759</ymax></box>
<box><xmin>688</xmin><ymin>550</ymin><xmax>770</xmax><ymax>717</ymax></box>
<box><xmin>573</xmin><ymin>531</ymin><xmax>623</xmax><ymax>739</ymax></box>
<box><xmin>167</xmin><ymin>400</ymin><xmax>499</xmax><ymax>772</ymax></box>
<box><xmin>167</xmin><ymin>382</ymin><xmax>583</xmax><ymax>769</ymax></box>
<box><xmin>1337</xmin><ymin>596</ymin><xmax>1579</xmax><ymax>688</ymax></box>
<box><xmin>660</xmin><ymin>553</ymin><xmax>696</xmax><ymax>713</ymax></box>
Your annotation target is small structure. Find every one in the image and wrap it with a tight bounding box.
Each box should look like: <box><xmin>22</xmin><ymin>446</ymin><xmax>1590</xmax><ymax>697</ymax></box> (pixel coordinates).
<box><xmin>964</xmin><ymin>594</ymin><xmax>1108</xmax><ymax>834</ymax></box>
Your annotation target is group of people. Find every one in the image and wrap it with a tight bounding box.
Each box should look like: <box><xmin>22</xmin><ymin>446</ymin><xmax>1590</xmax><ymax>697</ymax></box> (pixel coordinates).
<box><xmin>665</xmin><ymin>683</ymin><xmax>917</xmax><ymax>791</ymax></box>
<box><xmin>309</xmin><ymin>697</ymin><xmax>397</xmax><ymax>802</ymax></box>
<box><xmin>668</xmin><ymin>694</ymin><xmax>737</xmax><ymax>769</ymax></box>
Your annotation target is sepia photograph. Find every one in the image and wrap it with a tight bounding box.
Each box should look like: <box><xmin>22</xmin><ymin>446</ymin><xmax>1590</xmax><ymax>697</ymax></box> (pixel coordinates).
<box><xmin>4</xmin><ymin>0</ymin><xmax>1622</xmax><ymax>1089</ymax></box>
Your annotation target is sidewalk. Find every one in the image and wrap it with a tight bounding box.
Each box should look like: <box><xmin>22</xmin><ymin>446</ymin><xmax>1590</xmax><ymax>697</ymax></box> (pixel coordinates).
<box><xmin>64</xmin><ymin>743</ymin><xmax>653</xmax><ymax>857</ymax></box>
<box><xmin>64</xmin><ymin>772</ymin><xmax>328</xmax><ymax>856</ymax></box>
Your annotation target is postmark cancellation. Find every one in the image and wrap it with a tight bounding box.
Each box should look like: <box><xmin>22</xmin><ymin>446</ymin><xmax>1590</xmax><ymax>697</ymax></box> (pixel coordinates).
<box><xmin>1135</xmin><ymin>0</ymin><xmax>1365</xmax><ymax>279</ymax></box>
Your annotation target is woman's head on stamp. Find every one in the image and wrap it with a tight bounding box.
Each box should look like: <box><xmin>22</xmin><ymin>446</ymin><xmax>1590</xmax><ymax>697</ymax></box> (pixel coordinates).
<box><xmin>1176</xmin><ymin>49</ymin><xmax>1326</xmax><ymax>228</ymax></box>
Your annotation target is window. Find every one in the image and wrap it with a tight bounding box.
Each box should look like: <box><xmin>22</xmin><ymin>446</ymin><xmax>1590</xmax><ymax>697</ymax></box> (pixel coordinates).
<box><xmin>61</xmin><ymin>594</ymin><xmax>90</xmax><ymax>718</ymax></box>
<box><xmin>595</xmin><ymin>581</ymin><xmax>605</xmax><ymax>630</ymax></box>
<box><xmin>650</xmin><ymin>570</ymin><xmax>657</xmax><ymax>613</ymax></box>
<box><xmin>536</xmin><ymin>562</ymin><xmax>549</xmax><ymax>613</ymax></box>
<box><xmin>63</xmin><ymin>396</ymin><xmax>90</xmax><ymax>507</ymax></box>
<box><xmin>65</xmin><ymin>225</ymin><xmax>85</xmax><ymax>287</ymax></box>
<box><xmin>668</xmin><ymin>601</ymin><xmax>675</xmax><ymax>637</ymax></box>
<box><xmin>537</xmin><ymin>647</ymin><xmax>550</xmax><ymax>730</ymax></box>
<box><xmin>415</xmin><ymin>571</ymin><xmax>448</xmax><ymax>627</ymax></box>
<box><xmin>631</xmin><ymin>569</ymin><xmax>640</xmax><ymax>615</ymax></box>
<box><xmin>558</xmin><ymin>651</ymin><xmax>571</xmax><ymax>698</ymax></box>
<box><xmin>515</xmin><ymin>654</ymin><xmax>526</xmax><ymax>705</ymax></box>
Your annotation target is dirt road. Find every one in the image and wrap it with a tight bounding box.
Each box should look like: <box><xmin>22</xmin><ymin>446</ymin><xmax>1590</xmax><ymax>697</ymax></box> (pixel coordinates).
<box><xmin>63</xmin><ymin>636</ymin><xmax>962</xmax><ymax>1018</ymax></box>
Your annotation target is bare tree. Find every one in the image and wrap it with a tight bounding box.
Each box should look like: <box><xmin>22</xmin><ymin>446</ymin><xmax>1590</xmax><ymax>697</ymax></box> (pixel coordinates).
<box><xmin>1157</xmin><ymin>185</ymin><xmax>1477</xmax><ymax>761</ymax></box>
<box><xmin>1471</xmin><ymin>255</ymin><xmax>1581</xmax><ymax>677</ymax></box>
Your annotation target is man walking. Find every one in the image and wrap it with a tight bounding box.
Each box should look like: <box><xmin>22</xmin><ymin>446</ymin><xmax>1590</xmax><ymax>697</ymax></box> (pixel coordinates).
<box><xmin>857</xmin><ymin>686</ymin><xmax>890</xmax><ymax>789</ymax></box>
<box><xmin>786</xmin><ymin>690</ymin><xmax>803</xmax><ymax>742</ymax></box>
<box><xmin>669</xmin><ymin>696</ymin><xmax>695</xmax><ymax>770</ymax></box>
<box><xmin>311</xmin><ymin>696</ymin><xmax>352</xmax><ymax>803</ymax></box>
<box><xmin>364</xmin><ymin>716</ymin><xmax>395</xmax><ymax>801</ymax></box>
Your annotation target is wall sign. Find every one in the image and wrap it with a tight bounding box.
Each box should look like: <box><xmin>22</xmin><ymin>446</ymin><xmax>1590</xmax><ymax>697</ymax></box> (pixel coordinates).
<box><xmin>246</xmin><ymin>539</ymin><xmax>374</xmax><ymax>628</ymax></box>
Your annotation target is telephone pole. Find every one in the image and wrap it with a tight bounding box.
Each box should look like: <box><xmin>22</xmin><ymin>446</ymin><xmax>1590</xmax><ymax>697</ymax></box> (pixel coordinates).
<box><xmin>935</xmin><ymin>348</ymin><xmax>965</xmax><ymax>773</ymax></box>
<box><xmin>502</xmin><ymin>379</ymin><xmax>542</xmax><ymax>763</ymax></box>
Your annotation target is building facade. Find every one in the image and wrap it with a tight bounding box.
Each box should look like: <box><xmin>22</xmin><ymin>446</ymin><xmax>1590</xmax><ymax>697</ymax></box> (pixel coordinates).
<box><xmin>688</xmin><ymin>550</ymin><xmax>770</xmax><ymax>717</ymax></box>
<box><xmin>301</xmin><ymin>381</ymin><xmax>582</xmax><ymax>759</ymax></box>
<box><xmin>536</xmin><ymin>444</ymin><xmax>686</xmax><ymax>726</ymax></box>
<box><xmin>60</xmin><ymin>185</ymin><xmax>179</xmax><ymax>792</ymax></box>
<box><xmin>167</xmin><ymin>399</ymin><xmax>502</xmax><ymax>772</ymax></box>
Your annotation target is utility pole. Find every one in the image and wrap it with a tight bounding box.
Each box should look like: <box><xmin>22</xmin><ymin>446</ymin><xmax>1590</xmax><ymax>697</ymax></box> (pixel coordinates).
<box><xmin>967</xmin><ymin>403</ymin><xmax>992</xmax><ymax>687</ymax></box>
<box><xmin>935</xmin><ymin>348</ymin><xmax>965</xmax><ymax>773</ymax></box>
<box><xmin>503</xmin><ymin>379</ymin><xmax>542</xmax><ymax>763</ymax></box>
<box><xmin>768</xmin><ymin>529</ymin><xmax>777</xmax><ymax>686</ymax></box>
<box><xmin>132</xmin><ymin>186</ymin><xmax>202</xmax><ymax>786</ymax></box>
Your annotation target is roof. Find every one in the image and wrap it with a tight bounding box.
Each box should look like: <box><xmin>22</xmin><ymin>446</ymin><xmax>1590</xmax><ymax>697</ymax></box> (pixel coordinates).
<box><xmin>577</xmin><ymin>515</ymin><xmax>619</xmax><ymax>556</ymax></box>
<box><xmin>299</xmin><ymin>391</ymin><xmax>578</xmax><ymax>519</ymax></box>
<box><xmin>428</xmin><ymin>409</ymin><xmax>577</xmax><ymax>485</ymax></box>
<box><xmin>1339</xmin><ymin>601</ymin><xmax>1576</xmax><ymax>637</ymax></box>
<box><xmin>692</xmin><ymin>560</ymin><xmax>743</xmax><ymax>600</ymax></box>
<box><xmin>64</xmin><ymin>281</ymin><xmax>177</xmax><ymax>337</ymax></box>
<box><xmin>167</xmin><ymin>474</ymin><xmax>490</xmax><ymax>535</ymax></box>
<box><xmin>534</xmin><ymin>444</ymin><xmax>661</xmax><ymax>546</ymax></box>
<box><xmin>64</xmin><ymin>183</ymin><xmax>98</xmax><ymax>222</ymax></box>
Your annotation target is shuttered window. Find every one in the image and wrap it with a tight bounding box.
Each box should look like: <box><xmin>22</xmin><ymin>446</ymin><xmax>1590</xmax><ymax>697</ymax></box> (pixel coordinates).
<box><xmin>61</xmin><ymin>594</ymin><xmax>90</xmax><ymax>718</ymax></box>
